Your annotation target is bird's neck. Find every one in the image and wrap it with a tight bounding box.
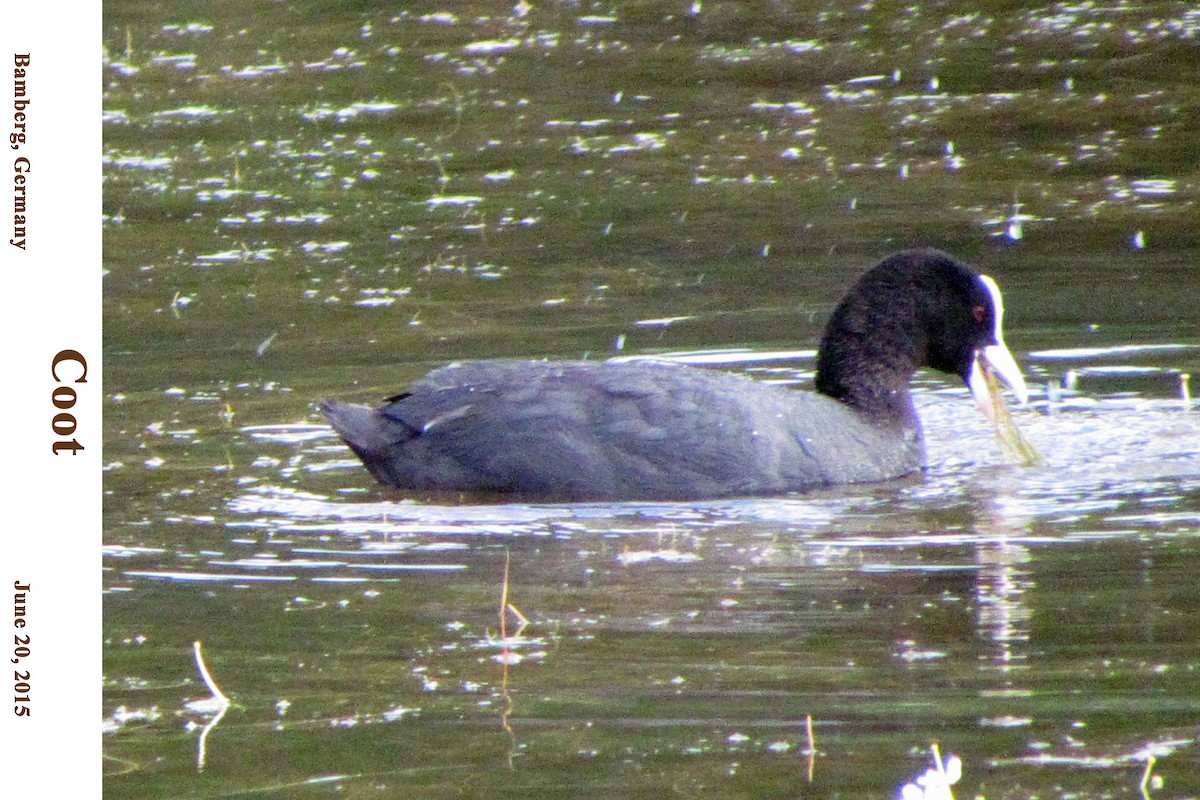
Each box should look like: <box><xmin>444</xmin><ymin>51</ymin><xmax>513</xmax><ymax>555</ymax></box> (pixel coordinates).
<box><xmin>814</xmin><ymin>338</ymin><xmax>920</xmax><ymax>425</ymax></box>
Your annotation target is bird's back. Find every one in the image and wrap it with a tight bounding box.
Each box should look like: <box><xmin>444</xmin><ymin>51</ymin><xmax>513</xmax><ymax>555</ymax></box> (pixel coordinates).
<box><xmin>322</xmin><ymin>359</ymin><xmax>924</xmax><ymax>500</ymax></box>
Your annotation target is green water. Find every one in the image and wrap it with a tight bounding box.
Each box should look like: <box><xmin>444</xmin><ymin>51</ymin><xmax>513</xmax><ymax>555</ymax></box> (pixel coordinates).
<box><xmin>103</xmin><ymin>2</ymin><xmax>1200</xmax><ymax>798</ymax></box>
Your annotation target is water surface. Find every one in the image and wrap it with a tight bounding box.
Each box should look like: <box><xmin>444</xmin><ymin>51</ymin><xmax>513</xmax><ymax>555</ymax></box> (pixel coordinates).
<box><xmin>103</xmin><ymin>2</ymin><xmax>1200</xmax><ymax>797</ymax></box>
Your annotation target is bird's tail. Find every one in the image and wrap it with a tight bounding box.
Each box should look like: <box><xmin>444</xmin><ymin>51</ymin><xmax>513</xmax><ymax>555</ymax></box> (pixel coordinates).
<box><xmin>320</xmin><ymin>400</ymin><xmax>397</xmax><ymax>458</ymax></box>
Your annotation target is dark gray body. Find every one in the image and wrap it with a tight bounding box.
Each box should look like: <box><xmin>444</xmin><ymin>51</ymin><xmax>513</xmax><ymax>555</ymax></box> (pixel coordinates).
<box><xmin>321</xmin><ymin>359</ymin><xmax>924</xmax><ymax>501</ymax></box>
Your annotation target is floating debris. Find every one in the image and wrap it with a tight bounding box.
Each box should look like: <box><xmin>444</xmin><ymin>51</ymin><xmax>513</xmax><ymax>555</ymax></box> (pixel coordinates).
<box><xmin>899</xmin><ymin>744</ymin><xmax>961</xmax><ymax>800</ymax></box>
<box><xmin>256</xmin><ymin>332</ymin><xmax>278</xmax><ymax>357</ymax></box>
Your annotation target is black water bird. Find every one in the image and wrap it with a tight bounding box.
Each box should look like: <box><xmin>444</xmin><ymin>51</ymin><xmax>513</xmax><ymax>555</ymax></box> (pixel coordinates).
<box><xmin>321</xmin><ymin>249</ymin><xmax>1027</xmax><ymax>501</ymax></box>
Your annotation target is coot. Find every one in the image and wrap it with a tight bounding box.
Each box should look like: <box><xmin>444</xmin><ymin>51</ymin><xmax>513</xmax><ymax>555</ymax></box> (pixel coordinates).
<box><xmin>321</xmin><ymin>249</ymin><xmax>1027</xmax><ymax>500</ymax></box>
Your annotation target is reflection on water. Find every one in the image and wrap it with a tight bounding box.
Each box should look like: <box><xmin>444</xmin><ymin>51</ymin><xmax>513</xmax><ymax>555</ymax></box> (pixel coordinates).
<box><xmin>103</xmin><ymin>1</ymin><xmax>1199</xmax><ymax>797</ymax></box>
<box><xmin>103</xmin><ymin>387</ymin><xmax>1200</xmax><ymax>797</ymax></box>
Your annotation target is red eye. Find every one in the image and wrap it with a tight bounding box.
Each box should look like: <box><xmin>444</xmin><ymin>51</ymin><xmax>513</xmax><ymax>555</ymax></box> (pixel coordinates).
<box><xmin>972</xmin><ymin>305</ymin><xmax>986</xmax><ymax>324</ymax></box>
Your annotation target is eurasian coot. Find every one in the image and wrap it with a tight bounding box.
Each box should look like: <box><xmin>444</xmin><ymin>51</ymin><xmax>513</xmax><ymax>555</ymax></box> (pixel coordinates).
<box><xmin>321</xmin><ymin>248</ymin><xmax>1027</xmax><ymax>500</ymax></box>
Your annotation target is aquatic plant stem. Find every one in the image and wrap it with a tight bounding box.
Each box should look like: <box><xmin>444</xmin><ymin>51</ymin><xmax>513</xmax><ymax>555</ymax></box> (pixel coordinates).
<box><xmin>193</xmin><ymin>640</ymin><xmax>230</xmax><ymax>707</ymax></box>
<box><xmin>805</xmin><ymin>713</ymin><xmax>816</xmax><ymax>782</ymax></box>
<box><xmin>980</xmin><ymin>354</ymin><xmax>1042</xmax><ymax>466</ymax></box>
